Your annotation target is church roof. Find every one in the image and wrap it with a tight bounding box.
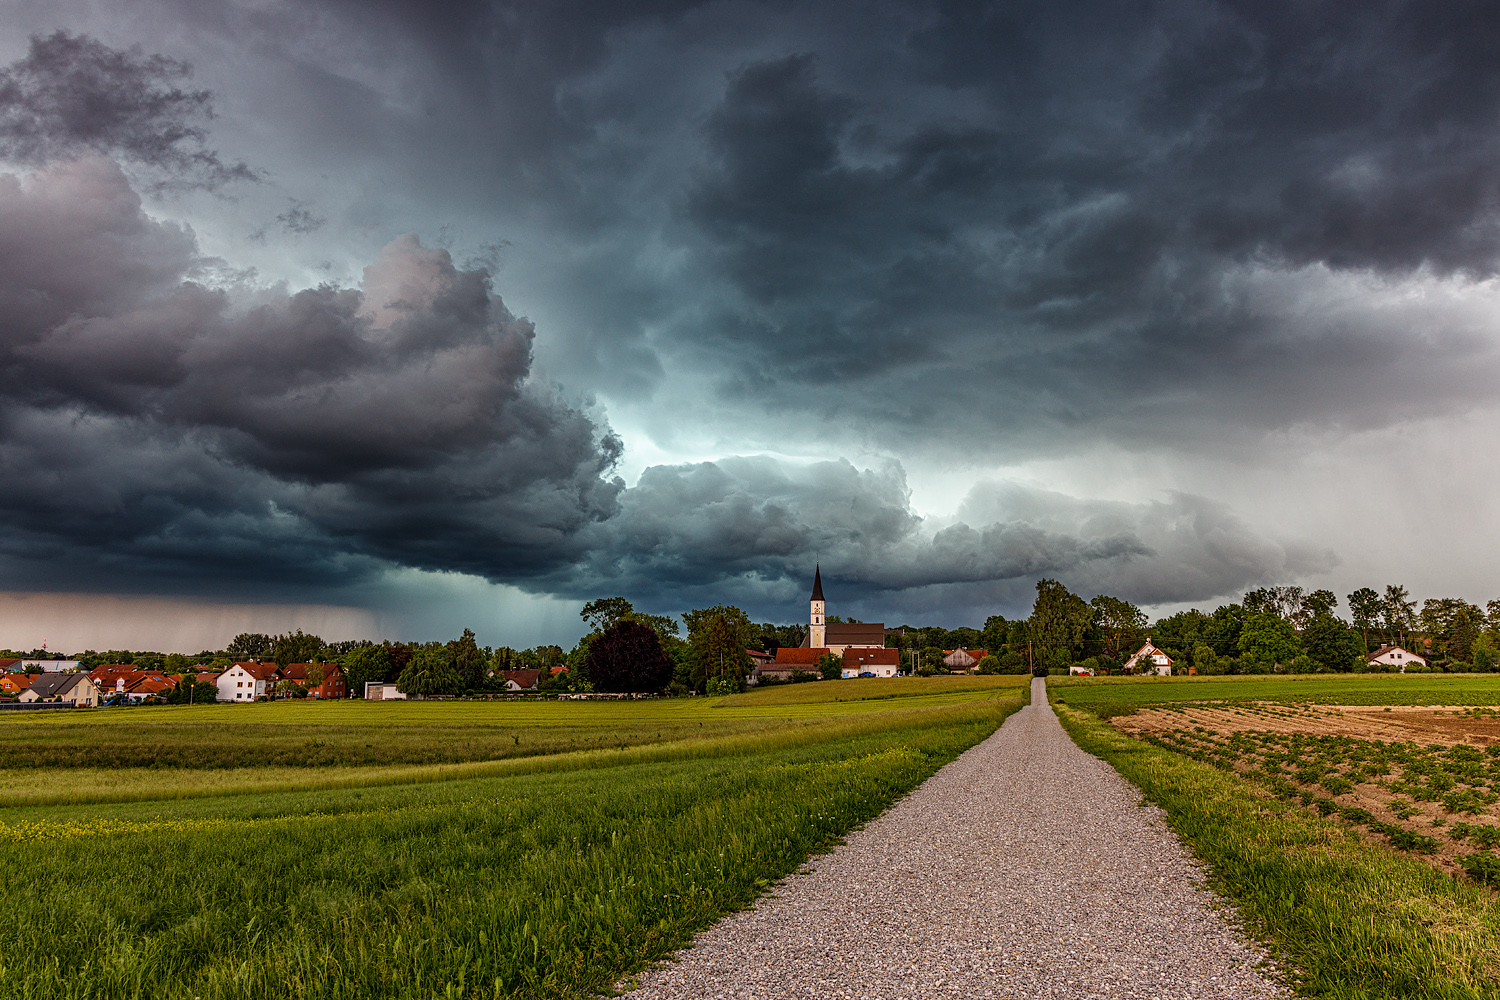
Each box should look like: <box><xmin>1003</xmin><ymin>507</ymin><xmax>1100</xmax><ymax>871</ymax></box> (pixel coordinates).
<box><xmin>810</xmin><ymin>565</ymin><xmax>824</xmax><ymax>602</ymax></box>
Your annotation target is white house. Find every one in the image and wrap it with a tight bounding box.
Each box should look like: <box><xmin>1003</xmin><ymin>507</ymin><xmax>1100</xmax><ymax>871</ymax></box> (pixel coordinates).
<box><xmin>840</xmin><ymin>649</ymin><xmax>900</xmax><ymax>678</ymax></box>
<box><xmin>1367</xmin><ymin>645</ymin><xmax>1426</xmax><ymax>671</ymax></box>
<box><xmin>216</xmin><ymin>662</ymin><xmax>279</xmax><ymax>702</ymax></box>
<box><xmin>1124</xmin><ymin>640</ymin><xmax>1173</xmax><ymax>676</ymax></box>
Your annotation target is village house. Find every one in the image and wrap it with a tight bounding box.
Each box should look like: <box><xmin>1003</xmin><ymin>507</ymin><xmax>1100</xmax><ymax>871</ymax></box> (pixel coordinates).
<box><xmin>279</xmin><ymin>663</ymin><xmax>348</xmax><ymax>699</ymax></box>
<box><xmin>1124</xmin><ymin>640</ymin><xmax>1174</xmax><ymax>676</ymax></box>
<box><xmin>841</xmin><ymin>648</ymin><xmax>900</xmax><ymax>678</ymax></box>
<box><xmin>766</xmin><ymin>646</ymin><xmax>824</xmax><ymax>681</ymax></box>
<box><xmin>216</xmin><ymin>662</ymin><xmax>279</xmax><ymax>702</ymax></box>
<box><xmin>1367</xmin><ymin>645</ymin><xmax>1426</xmax><ymax>671</ymax></box>
<box><xmin>942</xmin><ymin>648</ymin><xmax>988</xmax><ymax>673</ymax></box>
<box><xmin>501</xmin><ymin>669</ymin><xmax>543</xmax><ymax>692</ymax></box>
<box><xmin>18</xmin><ymin>672</ymin><xmax>100</xmax><ymax>706</ymax></box>
<box><xmin>0</xmin><ymin>673</ymin><xmax>34</xmax><ymax>695</ymax></box>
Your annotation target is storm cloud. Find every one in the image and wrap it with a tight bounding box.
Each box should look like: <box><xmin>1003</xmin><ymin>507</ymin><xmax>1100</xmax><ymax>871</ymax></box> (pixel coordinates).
<box><xmin>1</xmin><ymin>4</ymin><xmax>1498</xmax><ymax>637</ymax></box>
<box><xmin>554</xmin><ymin>456</ymin><xmax>1326</xmax><ymax>617</ymax></box>
<box><xmin>0</xmin><ymin>157</ymin><xmax>622</xmax><ymax>593</ymax></box>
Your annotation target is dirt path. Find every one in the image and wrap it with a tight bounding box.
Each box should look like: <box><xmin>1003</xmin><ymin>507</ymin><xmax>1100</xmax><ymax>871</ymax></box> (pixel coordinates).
<box><xmin>623</xmin><ymin>678</ymin><xmax>1286</xmax><ymax>999</ymax></box>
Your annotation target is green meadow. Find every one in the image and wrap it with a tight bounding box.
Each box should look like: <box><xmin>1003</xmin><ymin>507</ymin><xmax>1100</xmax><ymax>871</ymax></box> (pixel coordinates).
<box><xmin>1053</xmin><ymin>675</ymin><xmax>1500</xmax><ymax>999</ymax></box>
<box><xmin>0</xmin><ymin>677</ymin><xmax>1026</xmax><ymax>999</ymax></box>
<box><xmin>1049</xmin><ymin>672</ymin><xmax>1500</xmax><ymax>718</ymax></box>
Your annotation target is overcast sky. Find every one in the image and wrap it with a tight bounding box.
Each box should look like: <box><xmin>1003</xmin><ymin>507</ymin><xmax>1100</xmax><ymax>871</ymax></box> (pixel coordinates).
<box><xmin>2</xmin><ymin>0</ymin><xmax>1498</xmax><ymax>652</ymax></box>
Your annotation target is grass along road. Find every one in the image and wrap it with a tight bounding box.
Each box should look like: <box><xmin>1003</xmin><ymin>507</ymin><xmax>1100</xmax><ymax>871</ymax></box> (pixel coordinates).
<box><xmin>0</xmin><ymin>682</ymin><xmax>1025</xmax><ymax>1000</ymax></box>
<box><xmin>1054</xmin><ymin>677</ymin><xmax>1500</xmax><ymax>999</ymax></box>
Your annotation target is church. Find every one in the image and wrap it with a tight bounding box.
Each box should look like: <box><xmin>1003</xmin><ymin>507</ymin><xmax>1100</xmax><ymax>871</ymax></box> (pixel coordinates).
<box><xmin>768</xmin><ymin>566</ymin><xmax>899</xmax><ymax>678</ymax></box>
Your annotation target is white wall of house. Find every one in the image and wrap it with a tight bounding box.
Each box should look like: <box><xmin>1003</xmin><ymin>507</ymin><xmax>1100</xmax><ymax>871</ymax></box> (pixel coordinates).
<box><xmin>1369</xmin><ymin>646</ymin><xmax>1426</xmax><ymax>670</ymax></box>
<box><xmin>216</xmin><ymin>665</ymin><xmax>269</xmax><ymax>702</ymax></box>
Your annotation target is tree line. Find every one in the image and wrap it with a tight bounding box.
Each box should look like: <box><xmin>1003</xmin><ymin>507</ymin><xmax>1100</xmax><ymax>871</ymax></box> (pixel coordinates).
<box><xmin>15</xmin><ymin>578</ymin><xmax>1491</xmax><ymax>699</ymax></box>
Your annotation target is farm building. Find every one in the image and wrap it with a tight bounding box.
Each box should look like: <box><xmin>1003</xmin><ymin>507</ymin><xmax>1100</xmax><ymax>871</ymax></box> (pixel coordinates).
<box><xmin>942</xmin><ymin>648</ymin><xmax>989</xmax><ymax>672</ymax></box>
<box><xmin>1124</xmin><ymin>640</ymin><xmax>1173</xmax><ymax>676</ymax></box>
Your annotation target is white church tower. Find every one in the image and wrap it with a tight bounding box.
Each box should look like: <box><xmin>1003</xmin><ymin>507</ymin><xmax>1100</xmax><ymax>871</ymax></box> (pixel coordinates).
<box><xmin>809</xmin><ymin>564</ymin><xmax>826</xmax><ymax>648</ymax></box>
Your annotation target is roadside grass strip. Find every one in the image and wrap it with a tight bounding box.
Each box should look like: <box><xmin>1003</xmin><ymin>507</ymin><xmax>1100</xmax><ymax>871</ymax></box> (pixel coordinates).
<box><xmin>1056</xmin><ymin>704</ymin><xmax>1500</xmax><ymax>1000</ymax></box>
<box><xmin>0</xmin><ymin>696</ymin><xmax>1021</xmax><ymax>1000</ymax></box>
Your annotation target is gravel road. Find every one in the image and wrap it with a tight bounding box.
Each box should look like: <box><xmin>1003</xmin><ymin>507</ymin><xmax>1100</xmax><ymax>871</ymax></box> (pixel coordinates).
<box><xmin>622</xmin><ymin>677</ymin><xmax>1288</xmax><ymax>999</ymax></box>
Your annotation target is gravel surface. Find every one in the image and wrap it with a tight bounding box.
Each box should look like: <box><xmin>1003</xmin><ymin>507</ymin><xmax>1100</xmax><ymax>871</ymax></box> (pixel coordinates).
<box><xmin>622</xmin><ymin>678</ymin><xmax>1289</xmax><ymax>999</ymax></box>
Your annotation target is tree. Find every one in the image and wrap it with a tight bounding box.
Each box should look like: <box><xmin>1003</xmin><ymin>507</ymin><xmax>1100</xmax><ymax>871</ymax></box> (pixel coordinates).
<box><xmin>975</xmin><ymin>654</ymin><xmax>1000</xmax><ymax>675</ymax></box>
<box><xmin>1238</xmin><ymin>613</ymin><xmax>1300</xmax><ymax>667</ymax></box>
<box><xmin>1300</xmin><ymin>613</ymin><xmax>1362</xmax><ymax>673</ymax></box>
<box><xmin>166</xmin><ymin>674</ymin><xmax>217</xmax><ymax>705</ymax></box>
<box><xmin>273</xmin><ymin>630</ymin><xmax>324</xmax><ymax>668</ymax></box>
<box><xmin>341</xmin><ymin>644</ymin><xmax>389</xmax><ymax>697</ymax></box>
<box><xmin>818</xmin><ymin>652</ymin><xmax>843</xmax><ymax>681</ymax></box>
<box><xmin>1028</xmin><ymin>579</ymin><xmax>1092</xmax><ymax>667</ymax></box>
<box><xmin>1473</xmin><ymin>634</ymin><xmax>1498</xmax><ymax>672</ymax></box>
<box><xmin>1090</xmin><ymin>595</ymin><xmax>1147</xmax><ymax>659</ymax></box>
<box><xmin>1347</xmin><ymin>588</ymin><xmax>1382</xmax><ymax>653</ymax></box>
<box><xmin>1192</xmin><ymin>644</ymin><xmax>1216</xmax><ymax>674</ymax></box>
<box><xmin>683</xmin><ymin>605</ymin><xmax>757</xmax><ymax>693</ymax></box>
<box><xmin>581</xmin><ymin>597</ymin><xmax>635</xmax><ymax>633</ymax></box>
<box><xmin>581</xmin><ymin>596</ymin><xmax>681</xmax><ymax>642</ymax></box>
<box><xmin>227</xmin><ymin>633</ymin><xmax>273</xmax><ymax>658</ymax></box>
<box><xmin>586</xmin><ymin>621</ymin><xmax>672</xmax><ymax>693</ymax></box>
<box><xmin>448</xmin><ymin>628</ymin><xmax>486</xmax><ymax>691</ymax></box>
<box><xmin>1382</xmin><ymin>585</ymin><xmax>1416</xmax><ymax>648</ymax></box>
<box><xmin>1420</xmin><ymin>598</ymin><xmax>1484</xmax><ymax>664</ymax></box>
<box><xmin>980</xmin><ymin>615</ymin><xmax>1009</xmax><ymax>652</ymax></box>
<box><xmin>1300</xmin><ymin>589</ymin><xmax>1338</xmax><ymax>621</ymax></box>
<box><xmin>396</xmin><ymin>646</ymin><xmax>459</xmax><ymax>696</ymax></box>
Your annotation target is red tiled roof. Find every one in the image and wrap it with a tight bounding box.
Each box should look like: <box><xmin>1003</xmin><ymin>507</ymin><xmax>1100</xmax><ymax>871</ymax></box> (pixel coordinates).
<box><xmin>774</xmin><ymin>647</ymin><xmax>830</xmax><ymax>665</ymax></box>
<box><xmin>843</xmin><ymin>649</ymin><xmax>900</xmax><ymax>667</ymax></box>
<box><xmin>503</xmin><ymin>669</ymin><xmax>542</xmax><ymax>689</ymax></box>
<box><xmin>0</xmin><ymin>659</ymin><xmax>20</xmax><ymax>671</ymax></box>
<box><xmin>231</xmin><ymin>662</ymin><xmax>280</xmax><ymax>680</ymax></box>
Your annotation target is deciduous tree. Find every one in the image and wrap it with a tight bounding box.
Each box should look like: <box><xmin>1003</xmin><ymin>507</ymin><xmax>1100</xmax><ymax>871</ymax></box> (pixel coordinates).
<box><xmin>586</xmin><ymin>621</ymin><xmax>672</xmax><ymax>693</ymax></box>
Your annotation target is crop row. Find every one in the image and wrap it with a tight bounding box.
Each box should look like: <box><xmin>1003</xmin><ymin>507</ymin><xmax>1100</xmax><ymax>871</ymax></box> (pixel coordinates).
<box><xmin>1137</xmin><ymin>725</ymin><xmax>1500</xmax><ymax>886</ymax></box>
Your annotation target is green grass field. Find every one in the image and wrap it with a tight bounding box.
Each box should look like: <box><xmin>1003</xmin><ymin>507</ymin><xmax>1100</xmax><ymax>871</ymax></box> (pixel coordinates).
<box><xmin>1052</xmin><ymin>675</ymin><xmax>1500</xmax><ymax>998</ymax></box>
<box><xmin>0</xmin><ymin>677</ymin><xmax>1027</xmax><ymax>999</ymax></box>
<box><xmin>1050</xmin><ymin>673</ymin><xmax>1500</xmax><ymax>718</ymax></box>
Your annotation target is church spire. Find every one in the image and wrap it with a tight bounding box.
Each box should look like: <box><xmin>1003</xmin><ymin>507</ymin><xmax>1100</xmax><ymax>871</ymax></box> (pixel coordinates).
<box><xmin>808</xmin><ymin>564</ymin><xmax>826</xmax><ymax>649</ymax></box>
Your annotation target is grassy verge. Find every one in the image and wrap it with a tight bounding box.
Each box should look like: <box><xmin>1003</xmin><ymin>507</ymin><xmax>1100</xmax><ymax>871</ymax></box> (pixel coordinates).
<box><xmin>0</xmin><ymin>695</ymin><xmax>1022</xmax><ymax>1000</ymax></box>
<box><xmin>1054</xmin><ymin>701</ymin><xmax>1500</xmax><ymax>999</ymax></box>
<box><xmin>1049</xmin><ymin>674</ymin><xmax>1500</xmax><ymax>719</ymax></box>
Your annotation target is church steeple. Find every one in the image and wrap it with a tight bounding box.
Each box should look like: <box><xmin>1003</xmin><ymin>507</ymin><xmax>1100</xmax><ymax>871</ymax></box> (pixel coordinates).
<box><xmin>809</xmin><ymin>563</ymin><xmax>826</xmax><ymax>648</ymax></box>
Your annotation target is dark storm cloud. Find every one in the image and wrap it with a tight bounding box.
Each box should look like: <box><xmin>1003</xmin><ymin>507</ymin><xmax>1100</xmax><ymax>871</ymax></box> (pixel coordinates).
<box><xmin>666</xmin><ymin>1</ymin><xmax>1500</xmax><ymax>452</ymax></box>
<box><xmin>8</xmin><ymin>9</ymin><xmax>1495</xmax><ymax>615</ymax></box>
<box><xmin>0</xmin><ymin>156</ymin><xmax>621</xmax><ymax>593</ymax></box>
<box><xmin>549</xmin><ymin>456</ymin><xmax>1325</xmax><ymax>617</ymax></box>
<box><xmin>0</xmin><ymin>30</ymin><xmax>254</xmax><ymax>189</ymax></box>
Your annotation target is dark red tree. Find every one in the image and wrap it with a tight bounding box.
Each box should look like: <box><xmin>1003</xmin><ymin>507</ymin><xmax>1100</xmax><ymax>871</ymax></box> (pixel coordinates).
<box><xmin>586</xmin><ymin>620</ymin><xmax>672</xmax><ymax>693</ymax></box>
